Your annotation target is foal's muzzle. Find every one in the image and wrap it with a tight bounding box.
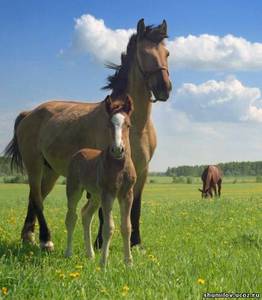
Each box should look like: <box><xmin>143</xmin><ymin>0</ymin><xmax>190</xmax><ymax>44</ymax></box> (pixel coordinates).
<box><xmin>110</xmin><ymin>145</ymin><xmax>125</xmax><ymax>159</ymax></box>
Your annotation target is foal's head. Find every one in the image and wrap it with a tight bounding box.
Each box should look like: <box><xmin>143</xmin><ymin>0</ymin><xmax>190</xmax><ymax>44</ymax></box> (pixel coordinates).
<box><xmin>105</xmin><ymin>95</ymin><xmax>133</xmax><ymax>159</ymax></box>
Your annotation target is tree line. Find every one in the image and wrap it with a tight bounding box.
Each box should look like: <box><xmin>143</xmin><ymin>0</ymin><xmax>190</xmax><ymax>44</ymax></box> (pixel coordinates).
<box><xmin>2</xmin><ymin>157</ymin><xmax>262</xmax><ymax>178</ymax></box>
<box><xmin>165</xmin><ymin>161</ymin><xmax>262</xmax><ymax>177</ymax></box>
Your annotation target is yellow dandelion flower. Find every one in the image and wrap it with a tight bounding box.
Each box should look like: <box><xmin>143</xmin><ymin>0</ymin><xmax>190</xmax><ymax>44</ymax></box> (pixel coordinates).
<box><xmin>197</xmin><ymin>278</ymin><xmax>205</xmax><ymax>285</ymax></box>
<box><xmin>69</xmin><ymin>272</ymin><xmax>80</xmax><ymax>278</ymax></box>
<box><xmin>2</xmin><ymin>287</ymin><xmax>8</xmax><ymax>295</ymax></box>
<box><xmin>148</xmin><ymin>254</ymin><xmax>158</xmax><ymax>263</ymax></box>
<box><xmin>122</xmin><ymin>285</ymin><xmax>129</xmax><ymax>292</ymax></box>
<box><xmin>96</xmin><ymin>266</ymin><xmax>101</xmax><ymax>272</ymax></box>
<box><xmin>121</xmin><ymin>284</ymin><xmax>129</xmax><ymax>296</ymax></box>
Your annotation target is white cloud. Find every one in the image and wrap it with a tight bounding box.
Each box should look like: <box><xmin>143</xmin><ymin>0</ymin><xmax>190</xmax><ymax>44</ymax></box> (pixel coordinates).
<box><xmin>151</xmin><ymin>99</ymin><xmax>262</xmax><ymax>171</ymax></box>
<box><xmin>68</xmin><ymin>14</ymin><xmax>262</xmax><ymax>71</ymax></box>
<box><xmin>174</xmin><ymin>77</ymin><xmax>262</xmax><ymax>122</ymax></box>
<box><xmin>71</xmin><ymin>14</ymin><xmax>135</xmax><ymax>63</ymax></box>
<box><xmin>168</xmin><ymin>34</ymin><xmax>262</xmax><ymax>71</ymax></box>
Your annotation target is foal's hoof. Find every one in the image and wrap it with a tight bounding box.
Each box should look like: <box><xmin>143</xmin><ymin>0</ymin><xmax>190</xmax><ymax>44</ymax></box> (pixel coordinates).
<box><xmin>40</xmin><ymin>241</ymin><xmax>54</xmax><ymax>252</ymax></box>
<box><xmin>22</xmin><ymin>231</ymin><xmax>36</xmax><ymax>245</ymax></box>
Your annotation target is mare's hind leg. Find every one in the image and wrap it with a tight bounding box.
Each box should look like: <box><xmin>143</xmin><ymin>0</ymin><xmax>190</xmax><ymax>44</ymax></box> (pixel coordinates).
<box><xmin>23</xmin><ymin>159</ymin><xmax>54</xmax><ymax>250</ymax></box>
<box><xmin>64</xmin><ymin>182</ymin><xmax>83</xmax><ymax>257</ymax></box>
<box><xmin>81</xmin><ymin>194</ymin><xmax>100</xmax><ymax>259</ymax></box>
<box><xmin>21</xmin><ymin>166</ymin><xmax>58</xmax><ymax>245</ymax></box>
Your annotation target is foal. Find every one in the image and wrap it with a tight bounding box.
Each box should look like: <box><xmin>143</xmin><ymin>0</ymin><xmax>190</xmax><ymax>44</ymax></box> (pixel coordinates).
<box><xmin>64</xmin><ymin>95</ymin><xmax>136</xmax><ymax>266</ymax></box>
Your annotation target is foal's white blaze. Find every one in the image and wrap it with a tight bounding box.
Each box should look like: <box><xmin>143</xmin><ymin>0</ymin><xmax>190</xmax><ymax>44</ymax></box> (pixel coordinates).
<box><xmin>111</xmin><ymin>113</ymin><xmax>125</xmax><ymax>149</ymax></box>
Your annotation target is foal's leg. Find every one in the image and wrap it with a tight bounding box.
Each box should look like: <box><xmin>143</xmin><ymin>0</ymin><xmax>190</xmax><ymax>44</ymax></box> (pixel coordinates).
<box><xmin>94</xmin><ymin>169</ymin><xmax>147</xmax><ymax>249</ymax></box>
<box><xmin>100</xmin><ymin>193</ymin><xmax>115</xmax><ymax>267</ymax></box>
<box><xmin>118</xmin><ymin>190</ymin><xmax>133</xmax><ymax>266</ymax></box>
<box><xmin>81</xmin><ymin>194</ymin><xmax>100</xmax><ymax>259</ymax></box>
<box><xmin>64</xmin><ymin>184</ymin><xmax>83</xmax><ymax>257</ymax></box>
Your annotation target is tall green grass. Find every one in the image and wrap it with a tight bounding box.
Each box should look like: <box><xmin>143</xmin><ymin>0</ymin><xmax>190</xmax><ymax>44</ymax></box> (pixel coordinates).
<box><xmin>0</xmin><ymin>183</ymin><xmax>261</xmax><ymax>299</ymax></box>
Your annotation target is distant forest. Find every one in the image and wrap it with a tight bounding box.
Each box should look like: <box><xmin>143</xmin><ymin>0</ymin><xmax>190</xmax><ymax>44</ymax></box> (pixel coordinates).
<box><xmin>148</xmin><ymin>161</ymin><xmax>262</xmax><ymax>177</ymax></box>
<box><xmin>2</xmin><ymin>157</ymin><xmax>262</xmax><ymax>177</ymax></box>
<box><xmin>165</xmin><ymin>161</ymin><xmax>262</xmax><ymax>177</ymax></box>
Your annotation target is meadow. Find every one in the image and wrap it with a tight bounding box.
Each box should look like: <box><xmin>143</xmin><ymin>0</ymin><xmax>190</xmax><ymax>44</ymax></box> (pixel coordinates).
<box><xmin>0</xmin><ymin>180</ymin><xmax>261</xmax><ymax>299</ymax></box>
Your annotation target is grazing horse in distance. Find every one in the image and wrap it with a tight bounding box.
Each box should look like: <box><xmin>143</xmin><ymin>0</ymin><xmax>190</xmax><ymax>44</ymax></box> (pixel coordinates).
<box><xmin>65</xmin><ymin>94</ymin><xmax>136</xmax><ymax>267</ymax></box>
<box><xmin>5</xmin><ymin>18</ymin><xmax>172</xmax><ymax>250</ymax></box>
<box><xmin>199</xmin><ymin>165</ymin><xmax>222</xmax><ymax>198</ymax></box>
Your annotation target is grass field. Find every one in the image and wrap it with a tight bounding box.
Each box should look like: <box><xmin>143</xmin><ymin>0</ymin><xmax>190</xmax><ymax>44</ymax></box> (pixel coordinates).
<box><xmin>0</xmin><ymin>182</ymin><xmax>261</xmax><ymax>299</ymax></box>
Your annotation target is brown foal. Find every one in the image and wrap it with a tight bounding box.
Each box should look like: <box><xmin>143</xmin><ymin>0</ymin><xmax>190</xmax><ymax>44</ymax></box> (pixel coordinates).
<box><xmin>64</xmin><ymin>95</ymin><xmax>136</xmax><ymax>266</ymax></box>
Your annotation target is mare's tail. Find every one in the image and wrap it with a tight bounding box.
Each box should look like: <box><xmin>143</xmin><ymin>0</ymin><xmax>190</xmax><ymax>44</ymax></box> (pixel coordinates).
<box><xmin>4</xmin><ymin>111</ymin><xmax>29</xmax><ymax>173</ymax></box>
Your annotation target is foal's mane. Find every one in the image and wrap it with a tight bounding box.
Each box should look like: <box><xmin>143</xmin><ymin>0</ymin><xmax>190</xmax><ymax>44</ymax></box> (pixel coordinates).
<box><xmin>102</xmin><ymin>24</ymin><xmax>168</xmax><ymax>97</ymax></box>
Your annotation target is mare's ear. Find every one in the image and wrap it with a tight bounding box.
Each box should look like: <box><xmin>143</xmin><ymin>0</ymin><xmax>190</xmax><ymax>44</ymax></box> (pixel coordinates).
<box><xmin>198</xmin><ymin>189</ymin><xmax>203</xmax><ymax>193</ymax></box>
<box><xmin>160</xmin><ymin>20</ymin><xmax>167</xmax><ymax>35</ymax></box>
<box><xmin>137</xmin><ymin>18</ymin><xmax>145</xmax><ymax>39</ymax></box>
<box><xmin>123</xmin><ymin>95</ymin><xmax>133</xmax><ymax>115</ymax></box>
<box><xmin>105</xmin><ymin>95</ymin><xmax>113</xmax><ymax>114</ymax></box>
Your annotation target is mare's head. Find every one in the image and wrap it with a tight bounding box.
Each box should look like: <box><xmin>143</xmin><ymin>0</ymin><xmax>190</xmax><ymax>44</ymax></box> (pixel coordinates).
<box><xmin>105</xmin><ymin>94</ymin><xmax>133</xmax><ymax>159</ymax></box>
<box><xmin>103</xmin><ymin>19</ymin><xmax>172</xmax><ymax>102</ymax></box>
<box><xmin>198</xmin><ymin>188</ymin><xmax>210</xmax><ymax>198</ymax></box>
<box><xmin>136</xmin><ymin>19</ymin><xmax>172</xmax><ymax>101</ymax></box>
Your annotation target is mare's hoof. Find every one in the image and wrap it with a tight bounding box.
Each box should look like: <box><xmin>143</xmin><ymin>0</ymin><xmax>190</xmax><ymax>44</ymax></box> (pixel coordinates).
<box><xmin>94</xmin><ymin>237</ymin><xmax>103</xmax><ymax>250</ymax></box>
<box><xmin>40</xmin><ymin>241</ymin><xmax>54</xmax><ymax>252</ymax></box>
<box><xmin>64</xmin><ymin>250</ymin><xmax>73</xmax><ymax>258</ymax></box>
<box><xmin>22</xmin><ymin>231</ymin><xmax>36</xmax><ymax>245</ymax></box>
<box><xmin>130</xmin><ymin>234</ymin><xmax>141</xmax><ymax>248</ymax></box>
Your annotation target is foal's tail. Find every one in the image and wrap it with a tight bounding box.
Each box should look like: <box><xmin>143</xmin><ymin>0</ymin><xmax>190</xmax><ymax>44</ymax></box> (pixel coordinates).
<box><xmin>4</xmin><ymin>111</ymin><xmax>29</xmax><ymax>173</ymax></box>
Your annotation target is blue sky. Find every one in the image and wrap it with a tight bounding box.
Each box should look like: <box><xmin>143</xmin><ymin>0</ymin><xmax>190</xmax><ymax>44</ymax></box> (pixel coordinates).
<box><xmin>1</xmin><ymin>0</ymin><xmax>262</xmax><ymax>170</ymax></box>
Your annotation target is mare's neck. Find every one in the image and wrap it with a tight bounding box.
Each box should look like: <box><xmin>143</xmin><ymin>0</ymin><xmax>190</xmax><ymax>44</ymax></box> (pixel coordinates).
<box><xmin>128</xmin><ymin>63</ymin><xmax>152</xmax><ymax>131</ymax></box>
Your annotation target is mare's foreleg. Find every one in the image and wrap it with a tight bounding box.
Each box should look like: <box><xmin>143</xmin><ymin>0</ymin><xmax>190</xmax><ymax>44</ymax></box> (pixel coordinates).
<box><xmin>118</xmin><ymin>190</ymin><xmax>133</xmax><ymax>266</ymax></box>
<box><xmin>94</xmin><ymin>208</ymin><xmax>103</xmax><ymax>250</ymax></box>
<box><xmin>100</xmin><ymin>192</ymin><xmax>115</xmax><ymax>267</ymax></box>
<box><xmin>81</xmin><ymin>194</ymin><xmax>100</xmax><ymax>259</ymax></box>
<box><xmin>131</xmin><ymin>167</ymin><xmax>148</xmax><ymax>247</ymax></box>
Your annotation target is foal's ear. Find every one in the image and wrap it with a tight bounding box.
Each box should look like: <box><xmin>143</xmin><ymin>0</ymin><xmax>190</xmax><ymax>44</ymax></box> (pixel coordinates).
<box><xmin>137</xmin><ymin>18</ymin><xmax>145</xmax><ymax>39</ymax></box>
<box><xmin>105</xmin><ymin>95</ymin><xmax>113</xmax><ymax>114</ymax></box>
<box><xmin>123</xmin><ymin>95</ymin><xmax>133</xmax><ymax>115</ymax></box>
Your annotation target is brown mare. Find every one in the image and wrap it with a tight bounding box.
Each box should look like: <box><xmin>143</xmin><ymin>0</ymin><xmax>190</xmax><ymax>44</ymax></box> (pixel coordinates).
<box><xmin>5</xmin><ymin>19</ymin><xmax>172</xmax><ymax>250</ymax></box>
<box><xmin>199</xmin><ymin>165</ymin><xmax>222</xmax><ymax>198</ymax></box>
<box><xmin>65</xmin><ymin>95</ymin><xmax>136</xmax><ymax>267</ymax></box>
